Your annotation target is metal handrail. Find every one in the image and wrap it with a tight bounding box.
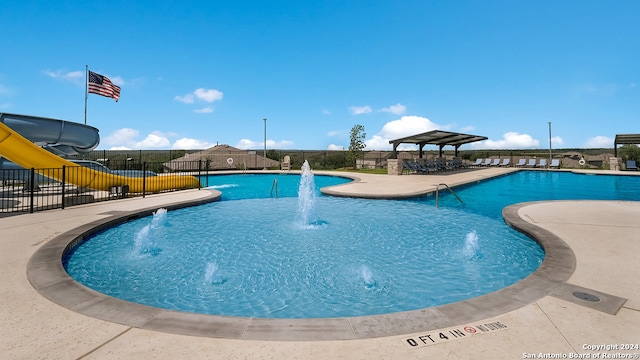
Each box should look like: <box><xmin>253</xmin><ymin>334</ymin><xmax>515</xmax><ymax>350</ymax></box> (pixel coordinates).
<box><xmin>435</xmin><ymin>183</ymin><xmax>464</xmax><ymax>208</ymax></box>
<box><xmin>270</xmin><ymin>178</ymin><xmax>278</xmax><ymax>198</ymax></box>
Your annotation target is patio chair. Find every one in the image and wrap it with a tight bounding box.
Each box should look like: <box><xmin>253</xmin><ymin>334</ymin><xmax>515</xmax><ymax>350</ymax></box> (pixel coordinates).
<box><xmin>482</xmin><ymin>158</ymin><xmax>492</xmax><ymax>166</ymax></box>
<box><xmin>515</xmin><ymin>158</ymin><xmax>526</xmax><ymax>167</ymax></box>
<box><xmin>536</xmin><ymin>159</ymin><xmax>547</xmax><ymax>168</ymax></box>
<box><xmin>525</xmin><ymin>159</ymin><xmax>536</xmax><ymax>167</ymax></box>
<box><xmin>499</xmin><ymin>158</ymin><xmax>510</xmax><ymax>167</ymax></box>
<box><xmin>626</xmin><ymin>160</ymin><xmax>638</xmax><ymax>171</ymax></box>
<box><xmin>281</xmin><ymin>155</ymin><xmax>291</xmax><ymax>171</ymax></box>
<box><xmin>472</xmin><ymin>158</ymin><xmax>483</xmax><ymax>167</ymax></box>
<box><xmin>490</xmin><ymin>158</ymin><xmax>501</xmax><ymax>166</ymax></box>
<box><xmin>549</xmin><ymin>159</ymin><xmax>560</xmax><ymax>168</ymax></box>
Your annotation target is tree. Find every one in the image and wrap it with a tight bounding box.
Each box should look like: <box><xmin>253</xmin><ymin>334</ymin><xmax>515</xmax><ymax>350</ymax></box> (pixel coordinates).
<box><xmin>618</xmin><ymin>144</ymin><xmax>640</xmax><ymax>162</ymax></box>
<box><xmin>346</xmin><ymin>124</ymin><xmax>366</xmax><ymax>168</ymax></box>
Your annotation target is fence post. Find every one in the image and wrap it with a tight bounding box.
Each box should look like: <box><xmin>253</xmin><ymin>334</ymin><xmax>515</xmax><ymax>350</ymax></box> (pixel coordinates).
<box><xmin>142</xmin><ymin>162</ymin><xmax>147</xmax><ymax>198</ymax></box>
<box><xmin>29</xmin><ymin>168</ymin><xmax>35</xmax><ymax>213</ymax></box>
<box><xmin>61</xmin><ymin>165</ymin><xmax>66</xmax><ymax>210</ymax></box>
<box><xmin>198</xmin><ymin>159</ymin><xmax>202</xmax><ymax>190</ymax></box>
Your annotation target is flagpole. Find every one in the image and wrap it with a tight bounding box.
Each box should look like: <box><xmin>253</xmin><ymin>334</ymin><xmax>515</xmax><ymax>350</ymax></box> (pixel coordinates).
<box><xmin>84</xmin><ymin>65</ymin><xmax>88</xmax><ymax>125</ymax></box>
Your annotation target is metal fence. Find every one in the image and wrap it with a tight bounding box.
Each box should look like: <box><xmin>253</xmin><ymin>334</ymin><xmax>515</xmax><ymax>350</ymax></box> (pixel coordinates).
<box><xmin>0</xmin><ymin>161</ymin><xmax>204</xmax><ymax>215</ymax></box>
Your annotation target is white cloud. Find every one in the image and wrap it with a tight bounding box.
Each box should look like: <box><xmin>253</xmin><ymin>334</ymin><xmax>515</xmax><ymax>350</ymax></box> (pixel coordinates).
<box><xmin>579</xmin><ymin>83</ymin><xmax>618</xmax><ymax>97</ymax></box>
<box><xmin>137</xmin><ymin>132</ymin><xmax>171</xmax><ymax>148</ymax></box>
<box><xmin>194</xmin><ymin>107</ymin><xmax>214</xmax><ymax>113</ymax></box>
<box><xmin>172</xmin><ymin>138</ymin><xmax>214</xmax><ymax>149</ymax></box>
<box><xmin>322</xmin><ymin>109</ymin><xmax>331</xmax><ymax>115</ymax></box>
<box><xmin>381</xmin><ymin>115</ymin><xmax>442</xmax><ymax>140</ymax></box>
<box><xmin>472</xmin><ymin>132</ymin><xmax>540</xmax><ymax>149</ymax></box>
<box><xmin>194</xmin><ymin>88</ymin><xmax>223</xmax><ymax>102</ymax></box>
<box><xmin>583</xmin><ymin>136</ymin><xmax>613</xmax><ymax>148</ymax></box>
<box><xmin>551</xmin><ymin>136</ymin><xmax>564</xmax><ymax>146</ymax></box>
<box><xmin>364</xmin><ymin>135</ymin><xmax>391</xmax><ymax>150</ymax></box>
<box><xmin>109</xmin><ymin>76</ymin><xmax>125</xmax><ymax>86</ymax></box>
<box><xmin>327</xmin><ymin>129</ymin><xmax>347</xmax><ymax>137</ymax></box>
<box><xmin>104</xmin><ymin>128</ymin><xmax>139</xmax><ymax>145</ymax></box>
<box><xmin>460</xmin><ymin>125</ymin><xmax>475</xmax><ymax>132</ymax></box>
<box><xmin>327</xmin><ymin>144</ymin><xmax>344</xmax><ymax>150</ymax></box>
<box><xmin>235</xmin><ymin>138</ymin><xmax>294</xmax><ymax>150</ymax></box>
<box><xmin>349</xmin><ymin>105</ymin><xmax>372</xmax><ymax>115</ymax></box>
<box><xmin>104</xmin><ymin>128</ymin><xmax>211</xmax><ymax>150</ymax></box>
<box><xmin>44</xmin><ymin>70</ymin><xmax>84</xmax><ymax>81</ymax></box>
<box><xmin>362</xmin><ymin>115</ymin><xmax>443</xmax><ymax>150</ymax></box>
<box><xmin>174</xmin><ymin>94</ymin><xmax>195</xmax><ymax>104</ymax></box>
<box><xmin>174</xmin><ymin>88</ymin><xmax>223</xmax><ymax>104</ymax></box>
<box><xmin>378</xmin><ymin>103</ymin><xmax>407</xmax><ymax>115</ymax></box>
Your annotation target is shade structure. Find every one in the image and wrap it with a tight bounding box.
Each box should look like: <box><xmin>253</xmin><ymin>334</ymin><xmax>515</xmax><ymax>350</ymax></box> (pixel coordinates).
<box><xmin>614</xmin><ymin>134</ymin><xmax>640</xmax><ymax>157</ymax></box>
<box><xmin>389</xmin><ymin>130</ymin><xmax>488</xmax><ymax>158</ymax></box>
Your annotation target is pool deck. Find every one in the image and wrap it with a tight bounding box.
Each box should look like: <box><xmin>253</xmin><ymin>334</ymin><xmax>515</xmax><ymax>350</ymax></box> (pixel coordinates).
<box><xmin>2</xmin><ymin>168</ymin><xmax>639</xmax><ymax>359</ymax></box>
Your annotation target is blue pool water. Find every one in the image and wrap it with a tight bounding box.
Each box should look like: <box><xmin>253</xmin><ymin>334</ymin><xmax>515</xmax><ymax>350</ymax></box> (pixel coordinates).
<box><xmin>201</xmin><ymin>173</ymin><xmax>351</xmax><ymax>200</ymax></box>
<box><xmin>427</xmin><ymin>171</ymin><xmax>640</xmax><ymax>218</ymax></box>
<box><xmin>64</xmin><ymin>171</ymin><xmax>638</xmax><ymax>319</ymax></box>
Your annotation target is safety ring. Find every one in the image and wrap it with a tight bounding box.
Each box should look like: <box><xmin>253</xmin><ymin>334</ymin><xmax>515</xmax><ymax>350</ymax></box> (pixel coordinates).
<box><xmin>578</xmin><ymin>158</ymin><xmax>586</xmax><ymax>166</ymax></box>
<box><xmin>227</xmin><ymin>157</ymin><xmax>234</xmax><ymax>166</ymax></box>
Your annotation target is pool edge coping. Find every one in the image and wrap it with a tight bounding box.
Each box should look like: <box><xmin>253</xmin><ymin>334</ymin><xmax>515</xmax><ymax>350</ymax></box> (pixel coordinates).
<box><xmin>27</xmin><ymin>193</ymin><xmax>577</xmax><ymax>341</ymax></box>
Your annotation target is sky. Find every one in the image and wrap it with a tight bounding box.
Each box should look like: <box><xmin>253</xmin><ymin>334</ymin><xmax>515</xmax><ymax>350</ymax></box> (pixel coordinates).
<box><xmin>1</xmin><ymin>1</ymin><xmax>639</xmax><ymax>151</ymax></box>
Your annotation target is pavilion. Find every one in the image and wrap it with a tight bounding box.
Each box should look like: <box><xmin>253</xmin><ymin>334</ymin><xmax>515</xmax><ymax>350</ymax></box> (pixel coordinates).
<box><xmin>389</xmin><ymin>130</ymin><xmax>488</xmax><ymax>159</ymax></box>
<box><xmin>614</xmin><ymin>134</ymin><xmax>640</xmax><ymax>157</ymax></box>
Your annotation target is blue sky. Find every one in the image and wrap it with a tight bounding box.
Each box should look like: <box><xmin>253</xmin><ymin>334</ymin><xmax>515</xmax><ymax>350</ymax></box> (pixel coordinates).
<box><xmin>1</xmin><ymin>1</ymin><xmax>638</xmax><ymax>151</ymax></box>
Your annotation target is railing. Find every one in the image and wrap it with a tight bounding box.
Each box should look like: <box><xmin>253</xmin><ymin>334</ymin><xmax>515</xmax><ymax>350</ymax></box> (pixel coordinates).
<box><xmin>270</xmin><ymin>178</ymin><xmax>278</xmax><ymax>198</ymax></box>
<box><xmin>0</xmin><ymin>161</ymin><xmax>204</xmax><ymax>215</ymax></box>
<box><xmin>435</xmin><ymin>183</ymin><xmax>464</xmax><ymax>208</ymax></box>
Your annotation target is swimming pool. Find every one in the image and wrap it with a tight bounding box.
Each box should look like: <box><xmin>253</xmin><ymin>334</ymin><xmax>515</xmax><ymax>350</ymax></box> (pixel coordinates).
<box><xmin>63</xmin><ymin>168</ymin><xmax>551</xmax><ymax>319</ymax></box>
<box><xmin>426</xmin><ymin>171</ymin><xmax>640</xmax><ymax>218</ymax></box>
<box><xmin>62</xmin><ymin>170</ymin><xmax>640</xmax><ymax>320</ymax></box>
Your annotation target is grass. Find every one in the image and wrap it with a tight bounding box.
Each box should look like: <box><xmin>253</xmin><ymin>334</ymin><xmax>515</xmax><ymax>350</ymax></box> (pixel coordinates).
<box><xmin>329</xmin><ymin>168</ymin><xmax>388</xmax><ymax>174</ymax></box>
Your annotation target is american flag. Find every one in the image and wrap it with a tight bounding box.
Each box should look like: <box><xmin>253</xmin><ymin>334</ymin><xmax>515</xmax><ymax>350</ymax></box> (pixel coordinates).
<box><xmin>88</xmin><ymin>70</ymin><xmax>121</xmax><ymax>102</ymax></box>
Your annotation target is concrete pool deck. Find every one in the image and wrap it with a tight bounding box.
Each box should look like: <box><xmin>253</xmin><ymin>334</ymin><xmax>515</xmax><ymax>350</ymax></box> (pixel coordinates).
<box><xmin>2</xmin><ymin>168</ymin><xmax>640</xmax><ymax>359</ymax></box>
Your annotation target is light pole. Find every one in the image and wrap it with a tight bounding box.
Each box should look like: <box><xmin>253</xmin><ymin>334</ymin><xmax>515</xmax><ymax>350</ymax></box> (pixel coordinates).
<box><xmin>263</xmin><ymin>118</ymin><xmax>267</xmax><ymax>170</ymax></box>
<box><xmin>548</xmin><ymin>122</ymin><xmax>552</xmax><ymax>169</ymax></box>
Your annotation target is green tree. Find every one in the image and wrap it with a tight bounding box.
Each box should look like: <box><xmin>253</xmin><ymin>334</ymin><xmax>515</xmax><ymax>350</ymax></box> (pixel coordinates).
<box><xmin>619</xmin><ymin>144</ymin><xmax>640</xmax><ymax>162</ymax></box>
<box><xmin>346</xmin><ymin>124</ymin><xmax>366</xmax><ymax>168</ymax></box>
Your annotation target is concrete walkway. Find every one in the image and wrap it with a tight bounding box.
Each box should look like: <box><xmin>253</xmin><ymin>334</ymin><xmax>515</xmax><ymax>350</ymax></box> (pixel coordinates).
<box><xmin>2</xmin><ymin>169</ymin><xmax>639</xmax><ymax>359</ymax></box>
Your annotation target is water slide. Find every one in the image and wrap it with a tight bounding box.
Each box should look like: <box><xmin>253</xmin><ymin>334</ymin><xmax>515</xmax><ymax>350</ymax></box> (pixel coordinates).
<box><xmin>0</xmin><ymin>113</ymin><xmax>200</xmax><ymax>192</ymax></box>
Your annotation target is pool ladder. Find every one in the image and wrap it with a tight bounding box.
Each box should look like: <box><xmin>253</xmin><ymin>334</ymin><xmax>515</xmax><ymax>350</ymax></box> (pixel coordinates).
<box><xmin>435</xmin><ymin>183</ymin><xmax>464</xmax><ymax>208</ymax></box>
<box><xmin>270</xmin><ymin>178</ymin><xmax>278</xmax><ymax>198</ymax></box>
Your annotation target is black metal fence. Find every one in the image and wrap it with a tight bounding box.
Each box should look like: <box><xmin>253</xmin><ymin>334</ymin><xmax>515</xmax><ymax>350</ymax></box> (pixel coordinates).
<box><xmin>0</xmin><ymin>161</ymin><xmax>204</xmax><ymax>215</ymax></box>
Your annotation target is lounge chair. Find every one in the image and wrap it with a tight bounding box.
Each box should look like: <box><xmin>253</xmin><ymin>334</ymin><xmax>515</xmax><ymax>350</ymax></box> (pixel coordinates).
<box><xmin>472</xmin><ymin>158</ymin><xmax>483</xmax><ymax>167</ymax></box>
<box><xmin>536</xmin><ymin>159</ymin><xmax>547</xmax><ymax>168</ymax></box>
<box><xmin>627</xmin><ymin>160</ymin><xmax>638</xmax><ymax>171</ymax></box>
<box><xmin>482</xmin><ymin>158</ymin><xmax>492</xmax><ymax>166</ymax></box>
<box><xmin>515</xmin><ymin>158</ymin><xmax>526</xmax><ymax>167</ymax></box>
<box><xmin>499</xmin><ymin>158</ymin><xmax>510</xmax><ymax>167</ymax></box>
<box><xmin>490</xmin><ymin>158</ymin><xmax>501</xmax><ymax>166</ymax></box>
<box><xmin>549</xmin><ymin>159</ymin><xmax>560</xmax><ymax>168</ymax></box>
<box><xmin>402</xmin><ymin>161</ymin><xmax>414</xmax><ymax>174</ymax></box>
<box><xmin>525</xmin><ymin>159</ymin><xmax>536</xmax><ymax>167</ymax></box>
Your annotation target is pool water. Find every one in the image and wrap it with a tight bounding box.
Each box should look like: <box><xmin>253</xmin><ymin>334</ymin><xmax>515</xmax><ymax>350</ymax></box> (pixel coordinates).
<box><xmin>64</xmin><ymin>195</ymin><xmax>543</xmax><ymax>318</ymax></box>
<box><xmin>201</xmin><ymin>173</ymin><xmax>351</xmax><ymax>200</ymax></box>
<box><xmin>65</xmin><ymin>170</ymin><xmax>640</xmax><ymax>319</ymax></box>
<box><xmin>428</xmin><ymin>171</ymin><xmax>640</xmax><ymax>218</ymax></box>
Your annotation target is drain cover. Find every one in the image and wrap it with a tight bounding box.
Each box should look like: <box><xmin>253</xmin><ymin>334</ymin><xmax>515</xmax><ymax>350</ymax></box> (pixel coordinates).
<box><xmin>572</xmin><ymin>291</ymin><xmax>600</xmax><ymax>302</ymax></box>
